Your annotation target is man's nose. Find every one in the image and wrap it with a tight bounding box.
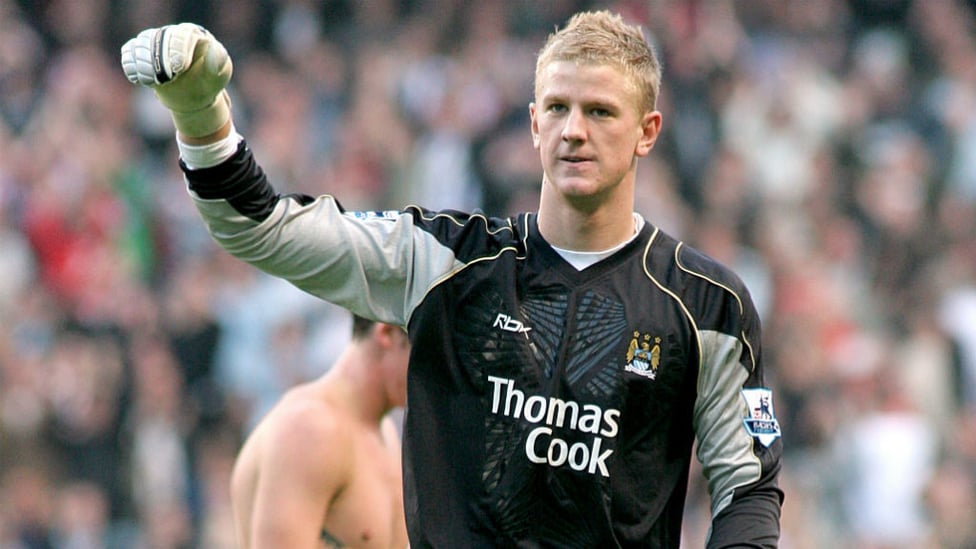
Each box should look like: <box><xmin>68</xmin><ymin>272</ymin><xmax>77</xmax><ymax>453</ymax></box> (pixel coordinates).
<box><xmin>561</xmin><ymin>109</ymin><xmax>587</xmax><ymax>142</ymax></box>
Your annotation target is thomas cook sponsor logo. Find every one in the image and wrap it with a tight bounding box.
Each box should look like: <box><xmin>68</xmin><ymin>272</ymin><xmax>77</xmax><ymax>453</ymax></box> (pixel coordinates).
<box><xmin>488</xmin><ymin>376</ymin><xmax>619</xmax><ymax>477</ymax></box>
<box><xmin>625</xmin><ymin>331</ymin><xmax>660</xmax><ymax>379</ymax></box>
<box><xmin>741</xmin><ymin>388</ymin><xmax>781</xmax><ymax>447</ymax></box>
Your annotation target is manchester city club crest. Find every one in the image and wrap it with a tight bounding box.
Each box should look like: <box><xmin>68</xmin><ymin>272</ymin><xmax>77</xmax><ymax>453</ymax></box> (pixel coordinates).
<box><xmin>741</xmin><ymin>388</ymin><xmax>782</xmax><ymax>447</ymax></box>
<box><xmin>625</xmin><ymin>331</ymin><xmax>660</xmax><ymax>379</ymax></box>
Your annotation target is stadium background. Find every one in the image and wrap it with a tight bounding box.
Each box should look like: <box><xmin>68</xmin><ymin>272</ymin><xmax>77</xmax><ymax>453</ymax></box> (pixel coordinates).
<box><xmin>1</xmin><ymin>0</ymin><xmax>975</xmax><ymax>547</ymax></box>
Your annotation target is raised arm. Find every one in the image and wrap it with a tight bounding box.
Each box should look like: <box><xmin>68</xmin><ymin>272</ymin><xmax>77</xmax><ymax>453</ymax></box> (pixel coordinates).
<box><xmin>119</xmin><ymin>24</ymin><xmax>460</xmax><ymax>325</ymax></box>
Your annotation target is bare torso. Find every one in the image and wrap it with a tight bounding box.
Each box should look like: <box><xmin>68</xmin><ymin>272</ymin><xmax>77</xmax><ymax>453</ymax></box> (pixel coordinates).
<box><xmin>231</xmin><ymin>382</ymin><xmax>407</xmax><ymax>548</ymax></box>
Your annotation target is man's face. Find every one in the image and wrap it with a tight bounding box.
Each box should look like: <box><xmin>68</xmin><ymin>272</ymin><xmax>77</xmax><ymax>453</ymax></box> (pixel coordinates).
<box><xmin>530</xmin><ymin>61</ymin><xmax>660</xmax><ymax>208</ymax></box>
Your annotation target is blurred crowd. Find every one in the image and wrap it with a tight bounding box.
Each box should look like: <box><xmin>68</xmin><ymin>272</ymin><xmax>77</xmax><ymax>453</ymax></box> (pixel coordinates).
<box><xmin>0</xmin><ymin>0</ymin><xmax>975</xmax><ymax>547</ymax></box>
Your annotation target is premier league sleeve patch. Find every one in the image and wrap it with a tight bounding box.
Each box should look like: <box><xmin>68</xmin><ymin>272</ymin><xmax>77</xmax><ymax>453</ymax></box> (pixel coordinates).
<box><xmin>741</xmin><ymin>388</ymin><xmax>781</xmax><ymax>448</ymax></box>
<box><xmin>346</xmin><ymin>210</ymin><xmax>400</xmax><ymax>220</ymax></box>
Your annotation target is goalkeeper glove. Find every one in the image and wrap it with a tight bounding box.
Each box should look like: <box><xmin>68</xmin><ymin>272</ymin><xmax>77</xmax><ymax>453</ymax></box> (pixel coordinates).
<box><xmin>120</xmin><ymin>23</ymin><xmax>233</xmax><ymax>138</ymax></box>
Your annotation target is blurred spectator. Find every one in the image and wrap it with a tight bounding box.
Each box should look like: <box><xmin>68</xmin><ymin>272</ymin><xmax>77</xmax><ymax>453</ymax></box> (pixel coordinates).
<box><xmin>834</xmin><ymin>361</ymin><xmax>938</xmax><ymax>547</ymax></box>
<box><xmin>1</xmin><ymin>460</ymin><xmax>64</xmax><ymax>548</ymax></box>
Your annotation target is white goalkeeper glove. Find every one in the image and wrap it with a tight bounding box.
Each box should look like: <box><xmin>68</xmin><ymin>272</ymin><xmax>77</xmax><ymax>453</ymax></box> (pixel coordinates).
<box><xmin>120</xmin><ymin>23</ymin><xmax>233</xmax><ymax>139</ymax></box>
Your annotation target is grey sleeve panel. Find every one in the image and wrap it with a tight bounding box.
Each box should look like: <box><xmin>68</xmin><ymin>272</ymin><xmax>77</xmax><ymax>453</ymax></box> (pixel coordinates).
<box><xmin>190</xmin><ymin>191</ymin><xmax>463</xmax><ymax>326</ymax></box>
<box><xmin>693</xmin><ymin>329</ymin><xmax>761</xmax><ymax>517</ymax></box>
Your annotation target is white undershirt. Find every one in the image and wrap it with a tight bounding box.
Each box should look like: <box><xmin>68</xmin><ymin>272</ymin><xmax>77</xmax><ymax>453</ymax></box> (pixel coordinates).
<box><xmin>177</xmin><ymin>128</ymin><xmax>243</xmax><ymax>170</ymax></box>
<box><xmin>550</xmin><ymin>213</ymin><xmax>645</xmax><ymax>270</ymax></box>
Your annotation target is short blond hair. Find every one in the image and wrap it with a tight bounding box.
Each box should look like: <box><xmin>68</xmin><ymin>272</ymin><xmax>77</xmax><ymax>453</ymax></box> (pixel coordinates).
<box><xmin>534</xmin><ymin>10</ymin><xmax>661</xmax><ymax>113</ymax></box>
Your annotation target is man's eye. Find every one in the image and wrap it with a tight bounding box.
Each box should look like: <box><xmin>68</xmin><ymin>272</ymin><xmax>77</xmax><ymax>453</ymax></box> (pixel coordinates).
<box><xmin>548</xmin><ymin>104</ymin><xmax>567</xmax><ymax>113</ymax></box>
<box><xmin>592</xmin><ymin>108</ymin><xmax>611</xmax><ymax>117</ymax></box>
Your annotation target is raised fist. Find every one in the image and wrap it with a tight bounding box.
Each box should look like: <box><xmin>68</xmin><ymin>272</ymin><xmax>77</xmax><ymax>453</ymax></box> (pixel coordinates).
<box><xmin>120</xmin><ymin>23</ymin><xmax>233</xmax><ymax>138</ymax></box>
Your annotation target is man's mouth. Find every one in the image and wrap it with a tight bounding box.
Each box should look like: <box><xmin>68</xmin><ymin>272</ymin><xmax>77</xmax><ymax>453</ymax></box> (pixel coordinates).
<box><xmin>561</xmin><ymin>156</ymin><xmax>590</xmax><ymax>163</ymax></box>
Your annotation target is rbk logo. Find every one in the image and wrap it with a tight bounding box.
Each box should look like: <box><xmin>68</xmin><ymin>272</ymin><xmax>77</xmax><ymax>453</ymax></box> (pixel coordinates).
<box><xmin>493</xmin><ymin>313</ymin><xmax>532</xmax><ymax>335</ymax></box>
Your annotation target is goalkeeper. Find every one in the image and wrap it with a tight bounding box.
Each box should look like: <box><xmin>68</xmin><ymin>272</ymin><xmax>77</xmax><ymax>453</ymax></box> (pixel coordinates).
<box><xmin>122</xmin><ymin>13</ymin><xmax>783</xmax><ymax>548</ymax></box>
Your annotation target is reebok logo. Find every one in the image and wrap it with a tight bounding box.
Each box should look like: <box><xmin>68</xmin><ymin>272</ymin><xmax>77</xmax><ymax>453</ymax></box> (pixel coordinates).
<box><xmin>493</xmin><ymin>313</ymin><xmax>531</xmax><ymax>335</ymax></box>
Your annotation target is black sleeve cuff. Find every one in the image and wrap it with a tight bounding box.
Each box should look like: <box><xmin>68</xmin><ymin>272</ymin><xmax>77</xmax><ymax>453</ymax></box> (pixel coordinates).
<box><xmin>180</xmin><ymin>140</ymin><xmax>280</xmax><ymax>222</ymax></box>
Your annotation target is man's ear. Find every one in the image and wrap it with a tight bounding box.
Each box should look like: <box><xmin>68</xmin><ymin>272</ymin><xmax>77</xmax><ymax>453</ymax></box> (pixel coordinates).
<box><xmin>529</xmin><ymin>102</ymin><xmax>541</xmax><ymax>148</ymax></box>
<box><xmin>373</xmin><ymin>323</ymin><xmax>396</xmax><ymax>347</ymax></box>
<box><xmin>635</xmin><ymin>110</ymin><xmax>662</xmax><ymax>157</ymax></box>
<box><xmin>375</xmin><ymin>323</ymin><xmax>408</xmax><ymax>348</ymax></box>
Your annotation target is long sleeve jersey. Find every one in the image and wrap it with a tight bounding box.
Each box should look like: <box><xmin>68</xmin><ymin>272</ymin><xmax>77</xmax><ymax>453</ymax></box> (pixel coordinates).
<box><xmin>183</xmin><ymin>141</ymin><xmax>783</xmax><ymax>548</ymax></box>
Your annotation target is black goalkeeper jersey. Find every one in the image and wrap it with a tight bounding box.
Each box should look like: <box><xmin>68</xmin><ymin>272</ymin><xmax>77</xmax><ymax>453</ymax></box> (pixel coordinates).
<box><xmin>183</xmin><ymin>142</ymin><xmax>783</xmax><ymax>548</ymax></box>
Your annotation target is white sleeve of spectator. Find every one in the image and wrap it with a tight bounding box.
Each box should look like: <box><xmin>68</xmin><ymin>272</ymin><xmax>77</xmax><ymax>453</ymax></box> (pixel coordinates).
<box><xmin>177</xmin><ymin>127</ymin><xmax>243</xmax><ymax>170</ymax></box>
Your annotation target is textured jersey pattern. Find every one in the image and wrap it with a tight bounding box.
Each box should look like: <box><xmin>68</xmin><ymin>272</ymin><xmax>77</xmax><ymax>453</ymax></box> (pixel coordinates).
<box><xmin>183</xmin><ymin>143</ymin><xmax>783</xmax><ymax>548</ymax></box>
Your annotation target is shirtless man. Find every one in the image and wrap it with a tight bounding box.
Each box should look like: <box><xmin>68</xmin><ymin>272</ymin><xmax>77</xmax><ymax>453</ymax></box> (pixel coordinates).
<box><xmin>230</xmin><ymin>316</ymin><xmax>410</xmax><ymax>549</ymax></box>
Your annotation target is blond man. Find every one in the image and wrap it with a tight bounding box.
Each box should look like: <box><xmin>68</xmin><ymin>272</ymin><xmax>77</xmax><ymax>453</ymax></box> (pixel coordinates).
<box><xmin>122</xmin><ymin>9</ymin><xmax>783</xmax><ymax>547</ymax></box>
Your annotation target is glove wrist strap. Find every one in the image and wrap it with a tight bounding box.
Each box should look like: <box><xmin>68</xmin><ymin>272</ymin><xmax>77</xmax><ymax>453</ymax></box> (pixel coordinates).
<box><xmin>170</xmin><ymin>89</ymin><xmax>231</xmax><ymax>138</ymax></box>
